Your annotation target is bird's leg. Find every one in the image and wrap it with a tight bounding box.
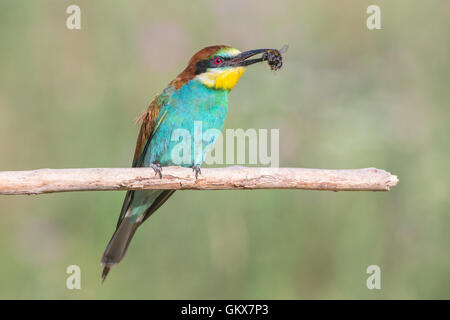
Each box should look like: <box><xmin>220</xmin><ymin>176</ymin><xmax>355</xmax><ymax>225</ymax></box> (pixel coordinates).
<box><xmin>150</xmin><ymin>163</ymin><xmax>162</xmax><ymax>179</ymax></box>
<box><xmin>192</xmin><ymin>165</ymin><xmax>201</xmax><ymax>179</ymax></box>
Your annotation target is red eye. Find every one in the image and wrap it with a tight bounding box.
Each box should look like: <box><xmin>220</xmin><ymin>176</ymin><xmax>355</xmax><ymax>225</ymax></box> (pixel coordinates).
<box><xmin>214</xmin><ymin>57</ymin><xmax>222</xmax><ymax>65</ymax></box>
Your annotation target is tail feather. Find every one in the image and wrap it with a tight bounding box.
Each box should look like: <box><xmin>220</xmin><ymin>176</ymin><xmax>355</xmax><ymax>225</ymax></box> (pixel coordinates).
<box><xmin>101</xmin><ymin>190</ymin><xmax>176</xmax><ymax>282</ymax></box>
<box><xmin>101</xmin><ymin>266</ymin><xmax>110</xmax><ymax>284</ymax></box>
<box><xmin>101</xmin><ymin>217</ymin><xmax>139</xmax><ymax>282</ymax></box>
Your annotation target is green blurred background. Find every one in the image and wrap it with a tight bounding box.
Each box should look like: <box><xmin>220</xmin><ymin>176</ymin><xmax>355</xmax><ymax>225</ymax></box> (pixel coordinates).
<box><xmin>0</xmin><ymin>0</ymin><xmax>449</xmax><ymax>299</ymax></box>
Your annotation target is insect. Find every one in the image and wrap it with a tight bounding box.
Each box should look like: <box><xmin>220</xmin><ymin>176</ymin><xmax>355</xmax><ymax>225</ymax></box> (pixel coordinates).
<box><xmin>262</xmin><ymin>44</ymin><xmax>288</xmax><ymax>71</ymax></box>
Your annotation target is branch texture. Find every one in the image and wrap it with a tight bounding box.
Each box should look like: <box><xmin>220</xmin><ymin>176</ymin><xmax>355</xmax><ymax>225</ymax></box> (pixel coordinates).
<box><xmin>0</xmin><ymin>167</ymin><xmax>398</xmax><ymax>195</ymax></box>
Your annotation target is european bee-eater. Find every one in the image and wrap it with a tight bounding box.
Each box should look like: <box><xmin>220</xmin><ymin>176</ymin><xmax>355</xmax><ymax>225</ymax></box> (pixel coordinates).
<box><xmin>101</xmin><ymin>45</ymin><xmax>282</xmax><ymax>282</ymax></box>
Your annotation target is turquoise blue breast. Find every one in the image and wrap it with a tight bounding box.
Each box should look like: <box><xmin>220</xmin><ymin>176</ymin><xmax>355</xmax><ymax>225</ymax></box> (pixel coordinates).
<box><xmin>143</xmin><ymin>80</ymin><xmax>229</xmax><ymax>167</ymax></box>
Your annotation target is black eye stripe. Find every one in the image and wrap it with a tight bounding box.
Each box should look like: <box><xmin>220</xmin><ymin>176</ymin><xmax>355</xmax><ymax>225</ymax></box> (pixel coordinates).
<box><xmin>195</xmin><ymin>60</ymin><xmax>210</xmax><ymax>74</ymax></box>
<box><xmin>195</xmin><ymin>56</ymin><xmax>232</xmax><ymax>74</ymax></box>
<box><xmin>211</xmin><ymin>56</ymin><xmax>230</xmax><ymax>65</ymax></box>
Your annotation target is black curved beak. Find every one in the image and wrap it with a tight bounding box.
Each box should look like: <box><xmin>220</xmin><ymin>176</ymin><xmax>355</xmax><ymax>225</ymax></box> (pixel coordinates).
<box><xmin>229</xmin><ymin>49</ymin><xmax>271</xmax><ymax>67</ymax></box>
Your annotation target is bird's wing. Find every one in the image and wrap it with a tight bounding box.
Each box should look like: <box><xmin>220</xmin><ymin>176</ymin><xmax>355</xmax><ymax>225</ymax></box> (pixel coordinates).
<box><xmin>132</xmin><ymin>92</ymin><xmax>170</xmax><ymax>167</ymax></box>
<box><xmin>115</xmin><ymin>89</ymin><xmax>172</xmax><ymax>228</ymax></box>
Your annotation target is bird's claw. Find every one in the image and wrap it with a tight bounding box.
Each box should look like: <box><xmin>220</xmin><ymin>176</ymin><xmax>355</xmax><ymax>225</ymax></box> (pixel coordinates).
<box><xmin>150</xmin><ymin>163</ymin><xmax>162</xmax><ymax>179</ymax></box>
<box><xmin>192</xmin><ymin>165</ymin><xmax>201</xmax><ymax>179</ymax></box>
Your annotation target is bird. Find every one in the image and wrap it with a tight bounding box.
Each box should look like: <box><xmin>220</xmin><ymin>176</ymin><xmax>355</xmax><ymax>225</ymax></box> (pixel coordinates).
<box><xmin>101</xmin><ymin>45</ymin><xmax>277</xmax><ymax>282</ymax></box>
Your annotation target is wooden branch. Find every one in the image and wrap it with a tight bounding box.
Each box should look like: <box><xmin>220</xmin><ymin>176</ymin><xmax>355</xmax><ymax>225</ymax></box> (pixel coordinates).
<box><xmin>0</xmin><ymin>166</ymin><xmax>398</xmax><ymax>195</ymax></box>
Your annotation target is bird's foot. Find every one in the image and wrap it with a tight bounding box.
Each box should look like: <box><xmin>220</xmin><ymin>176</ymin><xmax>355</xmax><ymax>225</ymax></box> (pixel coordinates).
<box><xmin>150</xmin><ymin>163</ymin><xmax>162</xmax><ymax>179</ymax></box>
<box><xmin>192</xmin><ymin>165</ymin><xmax>201</xmax><ymax>180</ymax></box>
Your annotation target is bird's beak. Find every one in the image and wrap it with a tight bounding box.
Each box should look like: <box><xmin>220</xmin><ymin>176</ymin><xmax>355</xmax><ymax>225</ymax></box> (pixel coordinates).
<box><xmin>229</xmin><ymin>49</ymin><xmax>271</xmax><ymax>67</ymax></box>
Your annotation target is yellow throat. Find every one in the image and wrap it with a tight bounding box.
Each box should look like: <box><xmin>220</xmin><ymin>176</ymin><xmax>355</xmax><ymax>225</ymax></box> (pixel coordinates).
<box><xmin>196</xmin><ymin>66</ymin><xmax>246</xmax><ymax>90</ymax></box>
